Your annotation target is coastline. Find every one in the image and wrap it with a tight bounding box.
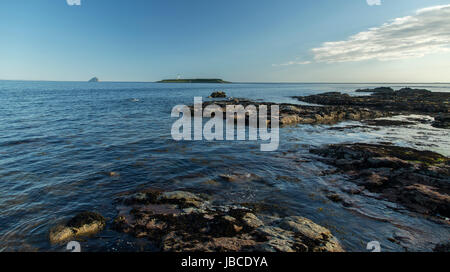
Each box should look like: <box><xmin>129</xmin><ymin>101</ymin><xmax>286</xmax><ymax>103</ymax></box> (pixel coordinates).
<box><xmin>41</xmin><ymin>86</ymin><xmax>450</xmax><ymax>252</ymax></box>
<box><xmin>1</xmin><ymin>81</ymin><xmax>449</xmax><ymax>252</ymax></box>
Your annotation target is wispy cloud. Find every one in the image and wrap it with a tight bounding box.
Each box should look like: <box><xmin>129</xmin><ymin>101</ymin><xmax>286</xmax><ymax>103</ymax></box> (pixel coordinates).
<box><xmin>312</xmin><ymin>5</ymin><xmax>450</xmax><ymax>63</ymax></box>
<box><xmin>366</xmin><ymin>0</ymin><xmax>381</xmax><ymax>6</ymax></box>
<box><xmin>272</xmin><ymin>60</ymin><xmax>311</xmax><ymax>67</ymax></box>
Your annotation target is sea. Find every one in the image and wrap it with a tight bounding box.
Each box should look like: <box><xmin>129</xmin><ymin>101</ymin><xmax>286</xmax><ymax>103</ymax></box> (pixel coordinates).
<box><xmin>0</xmin><ymin>81</ymin><xmax>449</xmax><ymax>252</ymax></box>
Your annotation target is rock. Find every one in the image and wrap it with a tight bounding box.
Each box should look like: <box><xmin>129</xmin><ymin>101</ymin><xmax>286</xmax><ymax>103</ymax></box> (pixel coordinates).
<box><xmin>49</xmin><ymin>212</ymin><xmax>106</xmax><ymax>243</ymax></box>
<box><xmin>113</xmin><ymin>188</ymin><xmax>344</xmax><ymax>252</ymax></box>
<box><xmin>355</xmin><ymin>87</ymin><xmax>394</xmax><ymax>94</ymax></box>
<box><xmin>242</xmin><ymin>213</ymin><xmax>264</xmax><ymax>228</ymax></box>
<box><xmin>363</xmin><ymin>119</ymin><xmax>415</xmax><ymax>127</ymax></box>
<box><xmin>209</xmin><ymin>91</ymin><xmax>227</xmax><ymax>98</ymax></box>
<box><xmin>294</xmin><ymin>88</ymin><xmax>449</xmax><ymax>128</ymax></box>
<box><xmin>433</xmin><ymin>113</ymin><xmax>450</xmax><ymax>129</ymax></box>
<box><xmin>88</xmin><ymin>77</ymin><xmax>99</xmax><ymax>82</ymax></box>
<box><xmin>157</xmin><ymin>191</ymin><xmax>204</xmax><ymax>208</ymax></box>
<box><xmin>280</xmin><ymin>217</ymin><xmax>344</xmax><ymax>252</ymax></box>
<box><xmin>277</xmin><ymin>216</ymin><xmax>334</xmax><ymax>242</ymax></box>
<box><xmin>434</xmin><ymin>242</ymin><xmax>450</xmax><ymax>252</ymax></box>
<box><xmin>256</xmin><ymin>218</ymin><xmax>344</xmax><ymax>252</ymax></box>
<box><xmin>311</xmin><ymin>143</ymin><xmax>450</xmax><ymax>220</ymax></box>
<box><xmin>192</xmin><ymin>99</ymin><xmax>392</xmax><ymax>128</ymax></box>
<box><xmin>109</xmin><ymin>171</ymin><xmax>119</xmax><ymax>177</ymax></box>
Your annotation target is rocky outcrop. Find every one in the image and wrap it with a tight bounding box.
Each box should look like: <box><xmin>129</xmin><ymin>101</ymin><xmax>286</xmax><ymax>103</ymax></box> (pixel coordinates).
<box><xmin>433</xmin><ymin>113</ymin><xmax>450</xmax><ymax>129</ymax></box>
<box><xmin>355</xmin><ymin>87</ymin><xmax>394</xmax><ymax>94</ymax></box>
<box><xmin>434</xmin><ymin>242</ymin><xmax>450</xmax><ymax>252</ymax></box>
<box><xmin>209</xmin><ymin>91</ymin><xmax>227</xmax><ymax>98</ymax></box>
<box><xmin>294</xmin><ymin>88</ymin><xmax>450</xmax><ymax>115</ymax></box>
<box><xmin>113</xmin><ymin>188</ymin><xmax>344</xmax><ymax>252</ymax></box>
<box><xmin>49</xmin><ymin>212</ymin><xmax>106</xmax><ymax>243</ymax></box>
<box><xmin>310</xmin><ymin>144</ymin><xmax>450</xmax><ymax>220</ymax></box>
<box><xmin>192</xmin><ymin>99</ymin><xmax>392</xmax><ymax>127</ymax></box>
<box><xmin>88</xmin><ymin>77</ymin><xmax>99</xmax><ymax>82</ymax></box>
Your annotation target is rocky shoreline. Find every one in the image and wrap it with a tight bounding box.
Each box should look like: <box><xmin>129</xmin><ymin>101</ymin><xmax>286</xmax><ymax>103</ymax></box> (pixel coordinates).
<box><xmin>192</xmin><ymin>98</ymin><xmax>393</xmax><ymax>127</ymax></box>
<box><xmin>293</xmin><ymin>88</ymin><xmax>450</xmax><ymax>129</ymax></box>
<box><xmin>49</xmin><ymin>189</ymin><xmax>344</xmax><ymax>252</ymax></box>
<box><xmin>194</xmin><ymin>87</ymin><xmax>449</xmax><ymax>128</ymax></box>
<box><xmin>47</xmin><ymin>87</ymin><xmax>449</xmax><ymax>252</ymax></box>
<box><xmin>111</xmin><ymin>189</ymin><xmax>344</xmax><ymax>252</ymax></box>
<box><xmin>310</xmin><ymin>143</ymin><xmax>450</xmax><ymax>222</ymax></box>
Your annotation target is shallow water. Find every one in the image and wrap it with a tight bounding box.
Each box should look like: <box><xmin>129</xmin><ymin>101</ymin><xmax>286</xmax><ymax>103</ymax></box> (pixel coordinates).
<box><xmin>0</xmin><ymin>81</ymin><xmax>449</xmax><ymax>252</ymax></box>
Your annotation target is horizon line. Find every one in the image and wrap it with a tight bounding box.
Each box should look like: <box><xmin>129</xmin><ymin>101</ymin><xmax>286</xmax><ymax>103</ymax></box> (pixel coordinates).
<box><xmin>1</xmin><ymin>79</ymin><xmax>449</xmax><ymax>85</ymax></box>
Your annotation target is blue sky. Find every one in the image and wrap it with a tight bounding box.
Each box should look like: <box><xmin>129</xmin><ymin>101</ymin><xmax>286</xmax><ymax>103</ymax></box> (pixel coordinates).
<box><xmin>1</xmin><ymin>0</ymin><xmax>449</xmax><ymax>82</ymax></box>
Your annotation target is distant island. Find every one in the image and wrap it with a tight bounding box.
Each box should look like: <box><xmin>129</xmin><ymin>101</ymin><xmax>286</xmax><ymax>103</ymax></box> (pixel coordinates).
<box><xmin>89</xmin><ymin>77</ymin><xmax>99</xmax><ymax>82</ymax></box>
<box><xmin>157</xmin><ymin>78</ymin><xmax>231</xmax><ymax>83</ymax></box>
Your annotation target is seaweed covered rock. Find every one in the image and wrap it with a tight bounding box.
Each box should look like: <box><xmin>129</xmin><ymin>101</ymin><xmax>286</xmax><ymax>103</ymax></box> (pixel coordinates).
<box><xmin>209</xmin><ymin>91</ymin><xmax>227</xmax><ymax>98</ymax></box>
<box><xmin>192</xmin><ymin>99</ymin><xmax>391</xmax><ymax>127</ymax></box>
<box><xmin>311</xmin><ymin>143</ymin><xmax>450</xmax><ymax>220</ymax></box>
<box><xmin>294</xmin><ymin>88</ymin><xmax>450</xmax><ymax>118</ymax></box>
<box><xmin>433</xmin><ymin>113</ymin><xmax>450</xmax><ymax>129</ymax></box>
<box><xmin>113</xmin><ymin>189</ymin><xmax>344</xmax><ymax>252</ymax></box>
<box><xmin>49</xmin><ymin>212</ymin><xmax>106</xmax><ymax>243</ymax></box>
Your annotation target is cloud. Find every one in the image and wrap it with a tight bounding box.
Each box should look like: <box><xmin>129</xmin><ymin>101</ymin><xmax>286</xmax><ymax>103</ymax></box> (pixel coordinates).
<box><xmin>272</xmin><ymin>60</ymin><xmax>311</xmax><ymax>67</ymax></box>
<box><xmin>367</xmin><ymin>0</ymin><xmax>381</xmax><ymax>6</ymax></box>
<box><xmin>312</xmin><ymin>5</ymin><xmax>450</xmax><ymax>63</ymax></box>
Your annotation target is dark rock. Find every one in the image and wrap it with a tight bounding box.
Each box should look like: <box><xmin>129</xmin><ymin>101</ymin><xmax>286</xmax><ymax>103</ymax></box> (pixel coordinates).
<box><xmin>355</xmin><ymin>87</ymin><xmax>394</xmax><ymax>94</ymax></box>
<box><xmin>434</xmin><ymin>242</ymin><xmax>450</xmax><ymax>252</ymax></box>
<box><xmin>433</xmin><ymin>113</ymin><xmax>450</xmax><ymax>129</ymax></box>
<box><xmin>363</xmin><ymin>119</ymin><xmax>416</xmax><ymax>127</ymax></box>
<box><xmin>293</xmin><ymin>88</ymin><xmax>450</xmax><ymax>127</ymax></box>
<box><xmin>310</xmin><ymin>143</ymin><xmax>450</xmax><ymax>219</ymax></box>
<box><xmin>192</xmin><ymin>99</ymin><xmax>392</xmax><ymax>127</ymax></box>
<box><xmin>88</xmin><ymin>77</ymin><xmax>99</xmax><ymax>82</ymax></box>
<box><xmin>112</xmin><ymin>188</ymin><xmax>344</xmax><ymax>252</ymax></box>
<box><xmin>209</xmin><ymin>91</ymin><xmax>227</xmax><ymax>98</ymax></box>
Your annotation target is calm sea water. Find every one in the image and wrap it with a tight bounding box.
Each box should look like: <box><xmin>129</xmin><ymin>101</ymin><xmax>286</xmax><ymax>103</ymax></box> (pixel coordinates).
<box><xmin>0</xmin><ymin>81</ymin><xmax>449</xmax><ymax>252</ymax></box>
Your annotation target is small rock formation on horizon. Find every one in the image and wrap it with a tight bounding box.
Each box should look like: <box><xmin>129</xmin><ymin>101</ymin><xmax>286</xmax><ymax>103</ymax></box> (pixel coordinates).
<box><xmin>88</xmin><ymin>77</ymin><xmax>99</xmax><ymax>82</ymax></box>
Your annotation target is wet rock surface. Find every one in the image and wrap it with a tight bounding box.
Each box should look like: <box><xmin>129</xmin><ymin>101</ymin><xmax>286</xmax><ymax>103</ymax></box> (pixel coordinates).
<box><xmin>112</xmin><ymin>188</ymin><xmax>344</xmax><ymax>252</ymax></box>
<box><xmin>49</xmin><ymin>212</ymin><xmax>106</xmax><ymax>243</ymax></box>
<box><xmin>433</xmin><ymin>242</ymin><xmax>450</xmax><ymax>252</ymax></box>
<box><xmin>363</xmin><ymin>119</ymin><xmax>416</xmax><ymax>127</ymax></box>
<box><xmin>433</xmin><ymin>113</ymin><xmax>450</xmax><ymax>129</ymax></box>
<box><xmin>209</xmin><ymin>91</ymin><xmax>227</xmax><ymax>98</ymax></box>
<box><xmin>293</xmin><ymin>88</ymin><xmax>450</xmax><ymax>128</ymax></box>
<box><xmin>310</xmin><ymin>143</ymin><xmax>450</xmax><ymax>220</ymax></box>
<box><xmin>192</xmin><ymin>99</ymin><xmax>392</xmax><ymax>127</ymax></box>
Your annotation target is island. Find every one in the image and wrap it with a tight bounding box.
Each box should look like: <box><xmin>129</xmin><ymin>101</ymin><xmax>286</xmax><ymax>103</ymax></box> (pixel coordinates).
<box><xmin>88</xmin><ymin>77</ymin><xmax>99</xmax><ymax>82</ymax></box>
<box><xmin>156</xmin><ymin>78</ymin><xmax>231</xmax><ymax>84</ymax></box>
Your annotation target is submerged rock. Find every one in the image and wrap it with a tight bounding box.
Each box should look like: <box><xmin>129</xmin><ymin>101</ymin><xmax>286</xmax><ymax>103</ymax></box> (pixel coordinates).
<box><xmin>49</xmin><ymin>212</ymin><xmax>106</xmax><ymax>243</ymax></box>
<box><xmin>311</xmin><ymin>143</ymin><xmax>450</xmax><ymax>220</ymax></box>
<box><xmin>113</xmin><ymin>189</ymin><xmax>344</xmax><ymax>252</ymax></box>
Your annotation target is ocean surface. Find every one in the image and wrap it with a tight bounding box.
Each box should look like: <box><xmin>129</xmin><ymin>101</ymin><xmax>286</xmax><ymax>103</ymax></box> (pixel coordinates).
<box><xmin>0</xmin><ymin>81</ymin><xmax>449</xmax><ymax>252</ymax></box>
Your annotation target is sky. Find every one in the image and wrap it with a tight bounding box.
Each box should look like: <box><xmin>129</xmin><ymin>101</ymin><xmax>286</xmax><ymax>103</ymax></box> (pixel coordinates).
<box><xmin>0</xmin><ymin>0</ymin><xmax>449</xmax><ymax>83</ymax></box>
